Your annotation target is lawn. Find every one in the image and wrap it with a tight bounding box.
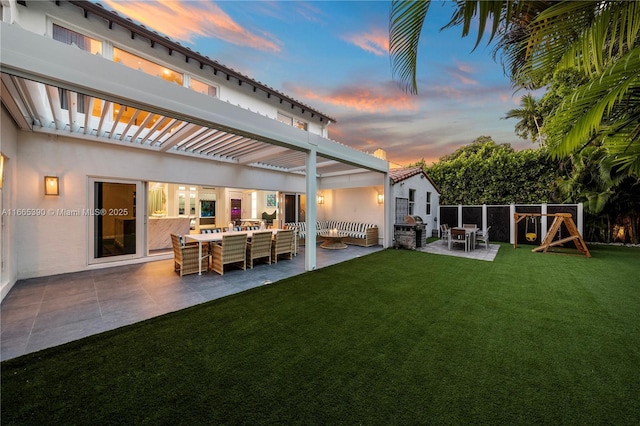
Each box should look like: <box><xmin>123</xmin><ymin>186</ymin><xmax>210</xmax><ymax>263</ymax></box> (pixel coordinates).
<box><xmin>2</xmin><ymin>244</ymin><xmax>639</xmax><ymax>425</ymax></box>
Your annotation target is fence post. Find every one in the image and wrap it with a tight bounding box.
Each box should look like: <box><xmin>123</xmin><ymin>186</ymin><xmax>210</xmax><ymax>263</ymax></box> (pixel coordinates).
<box><xmin>541</xmin><ymin>203</ymin><xmax>548</xmax><ymax>242</ymax></box>
<box><xmin>510</xmin><ymin>203</ymin><xmax>515</xmax><ymax>245</ymax></box>
<box><xmin>482</xmin><ymin>204</ymin><xmax>487</xmax><ymax>233</ymax></box>
<box><xmin>578</xmin><ymin>203</ymin><xmax>584</xmax><ymax>236</ymax></box>
<box><xmin>458</xmin><ymin>204</ymin><xmax>463</xmax><ymax>227</ymax></box>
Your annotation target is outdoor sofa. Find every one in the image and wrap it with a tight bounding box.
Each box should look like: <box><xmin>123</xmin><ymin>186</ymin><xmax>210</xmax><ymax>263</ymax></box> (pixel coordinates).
<box><xmin>285</xmin><ymin>220</ymin><xmax>378</xmax><ymax>247</ymax></box>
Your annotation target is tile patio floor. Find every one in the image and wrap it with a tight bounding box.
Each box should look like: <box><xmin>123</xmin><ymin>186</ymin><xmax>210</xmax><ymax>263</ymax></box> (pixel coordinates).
<box><xmin>1</xmin><ymin>244</ymin><xmax>382</xmax><ymax>361</ymax></box>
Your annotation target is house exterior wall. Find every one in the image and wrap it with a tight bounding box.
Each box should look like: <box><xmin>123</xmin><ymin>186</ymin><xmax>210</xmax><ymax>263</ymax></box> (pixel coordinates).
<box><xmin>391</xmin><ymin>174</ymin><xmax>440</xmax><ymax>238</ymax></box>
<box><xmin>13</xmin><ymin>1</ymin><xmax>328</xmax><ymax>137</ymax></box>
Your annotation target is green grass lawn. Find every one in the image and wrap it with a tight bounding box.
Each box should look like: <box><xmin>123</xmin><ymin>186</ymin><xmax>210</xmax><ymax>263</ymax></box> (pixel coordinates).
<box><xmin>2</xmin><ymin>244</ymin><xmax>639</xmax><ymax>425</ymax></box>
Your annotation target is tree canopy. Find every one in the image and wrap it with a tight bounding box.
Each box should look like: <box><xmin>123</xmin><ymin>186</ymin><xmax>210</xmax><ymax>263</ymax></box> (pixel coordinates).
<box><xmin>389</xmin><ymin>0</ymin><xmax>640</xmax><ymax>177</ymax></box>
<box><xmin>424</xmin><ymin>137</ymin><xmax>560</xmax><ymax>205</ymax></box>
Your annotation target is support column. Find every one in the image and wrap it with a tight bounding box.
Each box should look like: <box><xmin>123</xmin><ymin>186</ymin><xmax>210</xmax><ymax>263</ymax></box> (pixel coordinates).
<box><xmin>305</xmin><ymin>149</ymin><xmax>317</xmax><ymax>271</ymax></box>
<box><xmin>383</xmin><ymin>172</ymin><xmax>392</xmax><ymax>247</ymax></box>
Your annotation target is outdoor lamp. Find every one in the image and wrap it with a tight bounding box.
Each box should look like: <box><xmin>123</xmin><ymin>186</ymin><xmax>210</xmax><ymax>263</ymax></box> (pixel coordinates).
<box><xmin>317</xmin><ymin>194</ymin><xmax>325</xmax><ymax>204</ymax></box>
<box><xmin>377</xmin><ymin>193</ymin><xmax>384</xmax><ymax>204</ymax></box>
<box><xmin>44</xmin><ymin>176</ymin><xmax>59</xmax><ymax>196</ymax></box>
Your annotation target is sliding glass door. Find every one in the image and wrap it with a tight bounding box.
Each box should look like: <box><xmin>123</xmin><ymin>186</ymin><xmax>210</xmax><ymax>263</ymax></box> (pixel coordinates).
<box><xmin>90</xmin><ymin>178</ymin><xmax>144</xmax><ymax>263</ymax></box>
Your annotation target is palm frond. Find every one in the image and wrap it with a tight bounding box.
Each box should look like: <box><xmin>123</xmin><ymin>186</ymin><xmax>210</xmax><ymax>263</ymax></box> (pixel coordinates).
<box><xmin>389</xmin><ymin>0</ymin><xmax>431</xmax><ymax>94</ymax></box>
<box><xmin>549</xmin><ymin>46</ymin><xmax>640</xmax><ymax>163</ymax></box>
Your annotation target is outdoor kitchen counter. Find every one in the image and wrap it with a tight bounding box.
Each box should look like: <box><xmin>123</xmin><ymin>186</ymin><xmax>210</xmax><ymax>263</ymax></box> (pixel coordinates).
<box><xmin>149</xmin><ymin>217</ymin><xmax>190</xmax><ymax>250</ymax></box>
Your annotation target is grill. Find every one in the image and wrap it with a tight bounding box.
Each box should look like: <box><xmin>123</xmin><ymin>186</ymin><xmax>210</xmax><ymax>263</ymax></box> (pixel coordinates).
<box><xmin>394</xmin><ymin>215</ymin><xmax>426</xmax><ymax>250</ymax></box>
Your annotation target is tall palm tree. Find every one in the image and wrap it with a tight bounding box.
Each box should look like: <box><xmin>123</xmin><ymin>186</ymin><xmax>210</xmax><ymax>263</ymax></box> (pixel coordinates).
<box><xmin>503</xmin><ymin>94</ymin><xmax>543</xmax><ymax>145</ymax></box>
<box><xmin>389</xmin><ymin>0</ymin><xmax>640</xmax><ymax>177</ymax></box>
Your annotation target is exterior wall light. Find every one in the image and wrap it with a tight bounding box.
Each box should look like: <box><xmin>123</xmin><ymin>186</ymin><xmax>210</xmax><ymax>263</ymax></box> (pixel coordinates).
<box><xmin>377</xmin><ymin>193</ymin><xmax>384</xmax><ymax>204</ymax></box>
<box><xmin>317</xmin><ymin>194</ymin><xmax>325</xmax><ymax>204</ymax></box>
<box><xmin>44</xmin><ymin>176</ymin><xmax>59</xmax><ymax>196</ymax></box>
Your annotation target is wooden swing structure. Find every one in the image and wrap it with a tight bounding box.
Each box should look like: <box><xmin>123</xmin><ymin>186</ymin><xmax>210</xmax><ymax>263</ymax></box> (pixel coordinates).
<box><xmin>513</xmin><ymin>213</ymin><xmax>591</xmax><ymax>257</ymax></box>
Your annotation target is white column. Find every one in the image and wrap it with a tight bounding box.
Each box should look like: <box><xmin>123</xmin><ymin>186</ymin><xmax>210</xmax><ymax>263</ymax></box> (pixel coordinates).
<box><xmin>305</xmin><ymin>149</ymin><xmax>317</xmax><ymax>271</ymax></box>
<box><xmin>383</xmin><ymin>172</ymin><xmax>392</xmax><ymax>247</ymax></box>
<box><xmin>458</xmin><ymin>204</ymin><xmax>463</xmax><ymax>227</ymax></box>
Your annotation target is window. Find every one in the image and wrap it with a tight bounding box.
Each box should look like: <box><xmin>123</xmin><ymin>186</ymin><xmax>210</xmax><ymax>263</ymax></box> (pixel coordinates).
<box><xmin>53</xmin><ymin>24</ymin><xmax>102</xmax><ymax>54</ymax></box>
<box><xmin>277</xmin><ymin>112</ymin><xmax>307</xmax><ymax>130</ymax></box>
<box><xmin>190</xmin><ymin>77</ymin><xmax>217</xmax><ymax>98</ymax></box>
<box><xmin>409</xmin><ymin>189</ymin><xmax>415</xmax><ymax>215</ymax></box>
<box><xmin>114</xmin><ymin>48</ymin><xmax>183</xmax><ymax>86</ymax></box>
<box><xmin>396</xmin><ymin>198</ymin><xmax>409</xmax><ymax>223</ymax></box>
<box><xmin>426</xmin><ymin>192</ymin><xmax>432</xmax><ymax>215</ymax></box>
<box><xmin>58</xmin><ymin>88</ymin><xmax>85</xmax><ymax>113</ymax></box>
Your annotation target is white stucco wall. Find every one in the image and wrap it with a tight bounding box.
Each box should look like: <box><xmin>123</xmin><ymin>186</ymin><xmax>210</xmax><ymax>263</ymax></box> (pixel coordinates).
<box><xmin>391</xmin><ymin>173</ymin><xmax>440</xmax><ymax>237</ymax></box>
<box><xmin>13</xmin><ymin>131</ymin><xmax>307</xmax><ymax>279</ymax></box>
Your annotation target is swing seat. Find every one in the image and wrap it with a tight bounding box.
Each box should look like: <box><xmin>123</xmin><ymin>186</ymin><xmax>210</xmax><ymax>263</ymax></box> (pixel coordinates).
<box><xmin>526</xmin><ymin>232</ymin><xmax>537</xmax><ymax>242</ymax></box>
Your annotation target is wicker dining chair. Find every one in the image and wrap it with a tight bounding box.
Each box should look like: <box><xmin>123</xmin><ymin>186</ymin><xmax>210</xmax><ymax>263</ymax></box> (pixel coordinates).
<box><xmin>170</xmin><ymin>233</ymin><xmax>209</xmax><ymax>276</ymax></box>
<box><xmin>211</xmin><ymin>233</ymin><xmax>248</xmax><ymax>275</ymax></box>
<box><xmin>271</xmin><ymin>229</ymin><xmax>294</xmax><ymax>263</ymax></box>
<box><xmin>246</xmin><ymin>231</ymin><xmax>273</xmax><ymax>268</ymax></box>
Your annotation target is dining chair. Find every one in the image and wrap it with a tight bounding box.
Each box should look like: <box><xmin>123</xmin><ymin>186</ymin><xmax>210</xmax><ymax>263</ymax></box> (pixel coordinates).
<box><xmin>440</xmin><ymin>224</ymin><xmax>450</xmax><ymax>245</ymax></box>
<box><xmin>170</xmin><ymin>233</ymin><xmax>209</xmax><ymax>276</ymax></box>
<box><xmin>211</xmin><ymin>233</ymin><xmax>248</xmax><ymax>275</ymax></box>
<box><xmin>448</xmin><ymin>228</ymin><xmax>469</xmax><ymax>252</ymax></box>
<box><xmin>246</xmin><ymin>230</ymin><xmax>273</xmax><ymax>268</ymax></box>
<box><xmin>271</xmin><ymin>229</ymin><xmax>294</xmax><ymax>263</ymax></box>
<box><xmin>475</xmin><ymin>226</ymin><xmax>491</xmax><ymax>249</ymax></box>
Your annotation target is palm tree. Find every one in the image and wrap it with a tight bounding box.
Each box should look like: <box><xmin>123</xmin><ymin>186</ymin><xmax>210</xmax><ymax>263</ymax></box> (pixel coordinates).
<box><xmin>503</xmin><ymin>94</ymin><xmax>543</xmax><ymax>145</ymax></box>
<box><xmin>389</xmin><ymin>0</ymin><xmax>640</xmax><ymax>177</ymax></box>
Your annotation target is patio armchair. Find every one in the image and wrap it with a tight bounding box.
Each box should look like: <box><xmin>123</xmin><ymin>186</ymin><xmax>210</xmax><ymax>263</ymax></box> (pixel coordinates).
<box><xmin>448</xmin><ymin>228</ymin><xmax>469</xmax><ymax>252</ymax></box>
<box><xmin>170</xmin><ymin>233</ymin><xmax>209</xmax><ymax>276</ymax></box>
<box><xmin>211</xmin><ymin>233</ymin><xmax>248</xmax><ymax>275</ymax></box>
<box><xmin>475</xmin><ymin>226</ymin><xmax>491</xmax><ymax>249</ymax></box>
<box><xmin>271</xmin><ymin>229</ymin><xmax>294</xmax><ymax>263</ymax></box>
<box><xmin>246</xmin><ymin>230</ymin><xmax>273</xmax><ymax>268</ymax></box>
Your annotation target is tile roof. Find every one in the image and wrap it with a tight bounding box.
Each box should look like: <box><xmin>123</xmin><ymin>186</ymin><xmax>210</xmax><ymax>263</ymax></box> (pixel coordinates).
<box><xmin>389</xmin><ymin>166</ymin><xmax>440</xmax><ymax>193</ymax></box>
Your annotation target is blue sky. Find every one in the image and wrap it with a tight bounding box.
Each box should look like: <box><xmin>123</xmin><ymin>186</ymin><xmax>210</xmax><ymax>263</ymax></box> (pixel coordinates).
<box><xmin>101</xmin><ymin>0</ymin><xmax>534</xmax><ymax>166</ymax></box>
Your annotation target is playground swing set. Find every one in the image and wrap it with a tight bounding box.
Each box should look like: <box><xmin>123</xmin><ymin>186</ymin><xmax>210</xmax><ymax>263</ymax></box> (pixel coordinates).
<box><xmin>513</xmin><ymin>212</ymin><xmax>591</xmax><ymax>257</ymax></box>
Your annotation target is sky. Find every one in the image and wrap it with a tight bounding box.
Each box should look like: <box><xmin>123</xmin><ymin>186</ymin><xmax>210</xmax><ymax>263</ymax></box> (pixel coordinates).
<box><xmin>100</xmin><ymin>0</ymin><xmax>535</xmax><ymax>167</ymax></box>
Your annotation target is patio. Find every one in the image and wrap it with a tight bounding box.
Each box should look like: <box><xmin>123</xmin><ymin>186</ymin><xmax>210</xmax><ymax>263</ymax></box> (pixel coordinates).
<box><xmin>0</xmin><ymin>244</ymin><xmax>382</xmax><ymax>361</ymax></box>
<box><xmin>418</xmin><ymin>240</ymin><xmax>500</xmax><ymax>261</ymax></box>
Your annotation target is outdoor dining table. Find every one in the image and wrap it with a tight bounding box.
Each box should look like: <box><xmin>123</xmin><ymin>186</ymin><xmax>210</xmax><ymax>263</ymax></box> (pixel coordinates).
<box><xmin>449</xmin><ymin>227</ymin><xmax>479</xmax><ymax>251</ymax></box>
<box><xmin>185</xmin><ymin>229</ymin><xmax>280</xmax><ymax>275</ymax></box>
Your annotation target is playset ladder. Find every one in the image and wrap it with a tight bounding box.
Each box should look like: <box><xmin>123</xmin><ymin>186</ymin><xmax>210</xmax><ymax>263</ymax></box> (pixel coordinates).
<box><xmin>532</xmin><ymin>213</ymin><xmax>591</xmax><ymax>257</ymax></box>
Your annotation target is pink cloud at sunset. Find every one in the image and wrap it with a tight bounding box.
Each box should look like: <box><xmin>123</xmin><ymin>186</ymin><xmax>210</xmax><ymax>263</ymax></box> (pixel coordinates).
<box><xmin>343</xmin><ymin>28</ymin><xmax>389</xmax><ymax>56</ymax></box>
<box><xmin>293</xmin><ymin>85</ymin><xmax>419</xmax><ymax>113</ymax></box>
<box><xmin>101</xmin><ymin>0</ymin><xmax>281</xmax><ymax>53</ymax></box>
